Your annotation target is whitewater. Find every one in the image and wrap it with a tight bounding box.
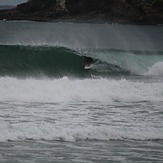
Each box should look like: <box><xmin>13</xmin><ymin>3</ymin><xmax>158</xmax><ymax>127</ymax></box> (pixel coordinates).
<box><xmin>0</xmin><ymin>21</ymin><xmax>163</xmax><ymax>162</ymax></box>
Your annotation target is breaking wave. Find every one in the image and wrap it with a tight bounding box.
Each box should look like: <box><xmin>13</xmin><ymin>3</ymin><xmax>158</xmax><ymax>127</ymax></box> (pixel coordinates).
<box><xmin>0</xmin><ymin>45</ymin><xmax>163</xmax><ymax>77</ymax></box>
<box><xmin>1</xmin><ymin>124</ymin><xmax>163</xmax><ymax>142</ymax></box>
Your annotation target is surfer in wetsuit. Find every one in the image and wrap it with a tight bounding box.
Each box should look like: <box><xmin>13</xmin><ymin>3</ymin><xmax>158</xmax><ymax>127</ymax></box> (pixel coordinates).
<box><xmin>84</xmin><ymin>57</ymin><xmax>94</xmax><ymax>68</ymax></box>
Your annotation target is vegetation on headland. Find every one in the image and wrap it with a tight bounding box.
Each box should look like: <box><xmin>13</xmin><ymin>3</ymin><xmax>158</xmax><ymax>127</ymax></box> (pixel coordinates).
<box><xmin>0</xmin><ymin>0</ymin><xmax>163</xmax><ymax>24</ymax></box>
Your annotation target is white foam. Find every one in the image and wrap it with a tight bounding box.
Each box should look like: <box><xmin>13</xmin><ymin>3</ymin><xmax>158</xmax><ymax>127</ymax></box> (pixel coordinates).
<box><xmin>1</xmin><ymin>77</ymin><xmax>163</xmax><ymax>103</ymax></box>
<box><xmin>0</xmin><ymin>77</ymin><xmax>162</xmax><ymax>103</ymax></box>
<box><xmin>0</xmin><ymin>123</ymin><xmax>162</xmax><ymax>142</ymax></box>
<box><xmin>0</xmin><ymin>77</ymin><xmax>163</xmax><ymax>142</ymax></box>
<box><xmin>145</xmin><ymin>61</ymin><xmax>163</xmax><ymax>76</ymax></box>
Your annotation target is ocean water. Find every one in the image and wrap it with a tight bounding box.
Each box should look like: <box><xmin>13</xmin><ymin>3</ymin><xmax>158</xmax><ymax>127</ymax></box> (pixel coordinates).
<box><xmin>0</xmin><ymin>21</ymin><xmax>163</xmax><ymax>162</ymax></box>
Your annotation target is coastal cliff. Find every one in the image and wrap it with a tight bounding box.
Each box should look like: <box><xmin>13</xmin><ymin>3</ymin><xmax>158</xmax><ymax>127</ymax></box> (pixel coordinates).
<box><xmin>0</xmin><ymin>0</ymin><xmax>163</xmax><ymax>24</ymax></box>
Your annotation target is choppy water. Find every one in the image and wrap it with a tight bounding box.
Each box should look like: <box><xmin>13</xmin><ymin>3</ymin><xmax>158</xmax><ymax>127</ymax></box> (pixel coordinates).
<box><xmin>0</xmin><ymin>21</ymin><xmax>163</xmax><ymax>162</ymax></box>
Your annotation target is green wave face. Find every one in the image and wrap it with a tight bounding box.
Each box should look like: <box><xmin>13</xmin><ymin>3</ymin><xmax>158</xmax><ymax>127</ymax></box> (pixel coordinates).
<box><xmin>1</xmin><ymin>45</ymin><xmax>163</xmax><ymax>78</ymax></box>
<box><xmin>0</xmin><ymin>45</ymin><xmax>86</xmax><ymax>78</ymax></box>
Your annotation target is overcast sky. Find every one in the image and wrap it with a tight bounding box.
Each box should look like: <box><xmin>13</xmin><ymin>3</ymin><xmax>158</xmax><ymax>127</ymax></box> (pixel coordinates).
<box><xmin>0</xmin><ymin>0</ymin><xmax>27</xmax><ymax>6</ymax></box>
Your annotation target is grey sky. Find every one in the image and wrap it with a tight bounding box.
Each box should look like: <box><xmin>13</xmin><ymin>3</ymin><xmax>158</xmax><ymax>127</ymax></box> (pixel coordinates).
<box><xmin>0</xmin><ymin>0</ymin><xmax>27</xmax><ymax>6</ymax></box>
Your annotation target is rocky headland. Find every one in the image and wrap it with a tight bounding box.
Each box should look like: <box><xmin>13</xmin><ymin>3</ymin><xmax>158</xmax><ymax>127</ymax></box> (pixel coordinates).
<box><xmin>0</xmin><ymin>0</ymin><xmax>163</xmax><ymax>24</ymax></box>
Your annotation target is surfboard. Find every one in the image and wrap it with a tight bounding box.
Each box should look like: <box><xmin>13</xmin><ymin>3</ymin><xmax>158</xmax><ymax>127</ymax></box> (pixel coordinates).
<box><xmin>84</xmin><ymin>63</ymin><xmax>94</xmax><ymax>69</ymax></box>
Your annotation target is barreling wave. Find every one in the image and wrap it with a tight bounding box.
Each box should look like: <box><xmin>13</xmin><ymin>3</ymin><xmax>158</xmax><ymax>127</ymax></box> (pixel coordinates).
<box><xmin>0</xmin><ymin>45</ymin><xmax>163</xmax><ymax>77</ymax></box>
<box><xmin>1</xmin><ymin>22</ymin><xmax>163</xmax><ymax>78</ymax></box>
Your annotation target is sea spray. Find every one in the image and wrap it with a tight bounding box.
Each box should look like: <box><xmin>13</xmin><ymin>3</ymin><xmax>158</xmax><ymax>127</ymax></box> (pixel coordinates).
<box><xmin>145</xmin><ymin>61</ymin><xmax>163</xmax><ymax>76</ymax></box>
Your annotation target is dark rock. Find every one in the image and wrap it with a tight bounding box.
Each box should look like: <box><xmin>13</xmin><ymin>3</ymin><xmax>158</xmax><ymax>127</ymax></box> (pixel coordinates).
<box><xmin>0</xmin><ymin>0</ymin><xmax>163</xmax><ymax>24</ymax></box>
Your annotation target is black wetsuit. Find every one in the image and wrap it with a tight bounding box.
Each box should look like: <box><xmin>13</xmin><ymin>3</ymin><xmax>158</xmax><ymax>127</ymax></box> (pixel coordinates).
<box><xmin>84</xmin><ymin>57</ymin><xmax>93</xmax><ymax>66</ymax></box>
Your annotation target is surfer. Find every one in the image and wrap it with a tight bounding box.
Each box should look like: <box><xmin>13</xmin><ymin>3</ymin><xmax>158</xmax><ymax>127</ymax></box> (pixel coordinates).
<box><xmin>84</xmin><ymin>57</ymin><xmax>94</xmax><ymax>69</ymax></box>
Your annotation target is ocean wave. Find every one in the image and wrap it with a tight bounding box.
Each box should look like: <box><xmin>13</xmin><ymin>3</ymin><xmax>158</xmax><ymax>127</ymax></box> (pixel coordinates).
<box><xmin>145</xmin><ymin>61</ymin><xmax>163</xmax><ymax>76</ymax></box>
<box><xmin>0</xmin><ymin>76</ymin><xmax>163</xmax><ymax>143</ymax></box>
<box><xmin>0</xmin><ymin>45</ymin><xmax>163</xmax><ymax>77</ymax></box>
<box><xmin>0</xmin><ymin>77</ymin><xmax>162</xmax><ymax>103</ymax></box>
<box><xmin>0</xmin><ymin>123</ymin><xmax>163</xmax><ymax>142</ymax></box>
